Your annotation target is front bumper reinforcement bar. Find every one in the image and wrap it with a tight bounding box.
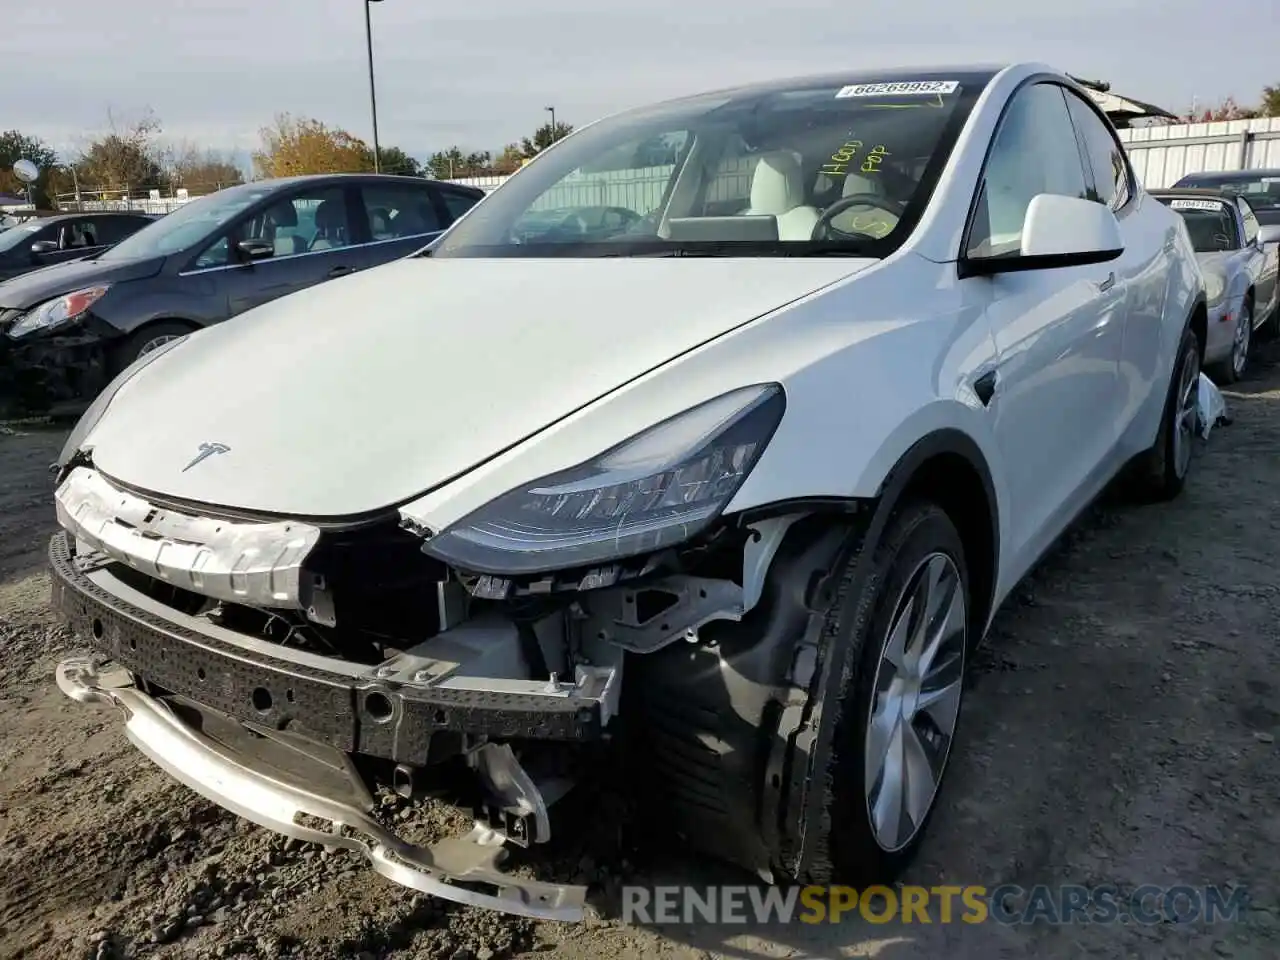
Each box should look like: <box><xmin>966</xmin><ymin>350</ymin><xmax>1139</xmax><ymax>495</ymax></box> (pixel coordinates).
<box><xmin>55</xmin><ymin>655</ymin><xmax>588</xmax><ymax>921</ymax></box>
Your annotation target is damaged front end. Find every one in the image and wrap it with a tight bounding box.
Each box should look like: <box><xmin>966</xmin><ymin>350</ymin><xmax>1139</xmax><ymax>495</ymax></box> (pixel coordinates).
<box><xmin>0</xmin><ymin>310</ymin><xmax>113</xmax><ymax>417</ymax></box>
<box><xmin>50</xmin><ymin>383</ymin><xmax>858</xmax><ymax>918</ymax></box>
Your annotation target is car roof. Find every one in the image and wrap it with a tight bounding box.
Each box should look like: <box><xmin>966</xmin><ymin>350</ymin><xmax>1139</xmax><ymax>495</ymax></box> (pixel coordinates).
<box><xmin>11</xmin><ymin>211</ymin><xmax>149</xmax><ymax>225</ymax></box>
<box><xmin>207</xmin><ymin>172</ymin><xmax>484</xmax><ymax>198</ymax></box>
<box><xmin>647</xmin><ymin>64</ymin><xmax>1008</xmax><ymax>107</ymax></box>
<box><xmin>1149</xmin><ymin>188</ymin><xmax>1238</xmax><ymax>202</ymax></box>
<box><xmin>1177</xmin><ymin>169</ymin><xmax>1280</xmax><ymax>182</ymax></box>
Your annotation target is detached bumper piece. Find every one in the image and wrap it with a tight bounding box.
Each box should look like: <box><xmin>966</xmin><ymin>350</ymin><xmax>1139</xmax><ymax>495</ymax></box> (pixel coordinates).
<box><xmin>56</xmin><ymin>656</ymin><xmax>586</xmax><ymax>921</ymax></box>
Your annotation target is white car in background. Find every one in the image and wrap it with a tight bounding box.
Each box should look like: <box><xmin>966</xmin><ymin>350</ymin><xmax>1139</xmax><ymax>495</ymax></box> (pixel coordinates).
<box><xmin>50</xmin><ymin>62</ymin><xmax>1204</xmax><ymax>920</ymax></box>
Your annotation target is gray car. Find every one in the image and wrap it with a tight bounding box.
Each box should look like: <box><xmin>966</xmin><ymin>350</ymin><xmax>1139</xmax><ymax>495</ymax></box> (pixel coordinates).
<box><xmin>0</xmin><ymin>174</ymin><xmax>484</xmax><ymax>415</ymax></box>
<box><xmin>1150</xmin><ymin>188</ymin><xmax>1277</xmax><ymax>383</ymax></box>
<box><xmin>0</xmin><ymin>211</ymin><xmax>155</xmax><ymax>282</ymax></box>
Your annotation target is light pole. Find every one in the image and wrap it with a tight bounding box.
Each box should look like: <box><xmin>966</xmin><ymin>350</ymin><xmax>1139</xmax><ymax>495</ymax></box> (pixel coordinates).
<box><xmin>365</xmin><ymin>0</ymin><xmax>385</xmax><ymax>172</ymax></box>
<box><xmin>546</xmin><ymin>106</ymin><xmax>556</xmax><ymax>141</ymax></box>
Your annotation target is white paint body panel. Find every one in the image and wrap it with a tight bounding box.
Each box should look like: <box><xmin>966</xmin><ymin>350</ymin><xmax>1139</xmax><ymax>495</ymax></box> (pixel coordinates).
<box><xmin>74</xmin><ymin>62</ymin><xmax>1203</xmax><ymax>622</ymax></box>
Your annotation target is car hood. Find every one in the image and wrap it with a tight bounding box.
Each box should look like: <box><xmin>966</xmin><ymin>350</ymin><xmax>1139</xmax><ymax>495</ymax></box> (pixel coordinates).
<box><xmin>83</xmin><ymin>256</ymin><xmax>873</xmax><ymax>517</ymax></box>
<box><xmin>0</xmin><ymin>255</ymin><xmax>161</xmax><ymax>310</ymax></box>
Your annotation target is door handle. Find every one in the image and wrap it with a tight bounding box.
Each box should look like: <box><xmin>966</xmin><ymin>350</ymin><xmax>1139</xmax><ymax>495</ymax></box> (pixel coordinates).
<box><xmin>328</xmin><ymin>265</ymin><xmax>356</xmax><ymax>278</ymax></box>
<box><xmin>1096</xmin><ymin>271</ymin><xmax>1116</xmax><ymax>293</ymax></box>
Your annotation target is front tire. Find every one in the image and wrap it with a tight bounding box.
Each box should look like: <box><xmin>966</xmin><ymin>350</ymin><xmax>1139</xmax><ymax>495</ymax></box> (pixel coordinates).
<box><xmin>801</xmin><ymin>500</ymin><xmax>969</xmax><ymax>886</ymax></box>
<box><xmin>1129</xmin><ymin>324</ymin><xmax>1201</xmax><ymax>502</ymax></box>
<box><xmin>112</xmin><ymin>321</ymin><xmax>194</xmax><ymax>374</ymax></box>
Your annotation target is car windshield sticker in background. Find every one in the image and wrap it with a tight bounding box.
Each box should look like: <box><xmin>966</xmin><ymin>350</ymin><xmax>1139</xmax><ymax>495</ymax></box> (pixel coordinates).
<box><xmin>1170</xmin><ymin>199</ymin><xmax>1227</xmax><ymax>212</ymax></box>
<box><xmin>835</xmin><ymin>81</ymin><xmax>959</xmax><ymax>98</ymax></box>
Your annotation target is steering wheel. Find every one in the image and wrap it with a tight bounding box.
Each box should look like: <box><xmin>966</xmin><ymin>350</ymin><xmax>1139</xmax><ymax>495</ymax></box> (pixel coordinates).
<box><xmin>812</xmin><ymin>194</ymin><xmax>907</xmax><ymax>241</ymax></box>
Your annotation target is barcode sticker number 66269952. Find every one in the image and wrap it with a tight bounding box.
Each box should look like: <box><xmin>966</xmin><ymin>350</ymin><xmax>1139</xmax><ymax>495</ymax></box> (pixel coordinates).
<box><xmin>836</xmin><ymin>81</ymin><xmax>959</xmax><ymax>98</ymax></box>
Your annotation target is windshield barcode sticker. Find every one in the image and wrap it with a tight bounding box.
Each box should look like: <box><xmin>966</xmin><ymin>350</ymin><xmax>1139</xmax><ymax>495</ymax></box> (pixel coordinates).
<box><xmin>1170</xmin><ymin>199</ymin><xmax>1225</xmax><ymax>211</ymax></box>
<box><xmin>836</xmin><ymin>81</ymin><xmax>959</xmax><ymax>98</ymax></box>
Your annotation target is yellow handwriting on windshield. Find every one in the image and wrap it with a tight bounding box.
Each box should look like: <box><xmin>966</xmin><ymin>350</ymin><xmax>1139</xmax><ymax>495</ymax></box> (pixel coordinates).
<box><xmin>861</xmin><ymin>145</ymin><xmax>890</xmax><ymax>174</ymax></box>
<box><xmin>821</xmin><ymin>140</ymin><xmax>863</xmax><ymax>178</ymax></box>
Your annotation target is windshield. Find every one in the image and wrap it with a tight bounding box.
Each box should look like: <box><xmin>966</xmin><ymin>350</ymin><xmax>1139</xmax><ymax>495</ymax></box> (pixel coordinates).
<box><xmin>1157</xmin><ymin>197</ymin><xmax>1236</xmax><ymax>252</ymax></box>
<box><xmin>97</xmin><ymin>183</ymin><xmax>277</xmax><ymax>262</ymax></box>
<box><xmin>0</xmin><ymin>218</ymin><xmax>45</xmax><ymax>254</ymax></box>
<box><xmin>429</xmin><ymin>76</ymin><xmax>981</xmax><ymax>259</ymax></box>
<box><xmin>1174</xmin><ymin>173</ymin><xmax>1280</xmax><ymax>218</ymax></box>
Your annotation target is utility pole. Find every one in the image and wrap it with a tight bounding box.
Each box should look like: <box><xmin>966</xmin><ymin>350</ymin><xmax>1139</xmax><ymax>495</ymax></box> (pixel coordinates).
<box><xmin>365</xmin><ymin>0</ymin><xmax>385</xmax><ymax>172</ymax></box>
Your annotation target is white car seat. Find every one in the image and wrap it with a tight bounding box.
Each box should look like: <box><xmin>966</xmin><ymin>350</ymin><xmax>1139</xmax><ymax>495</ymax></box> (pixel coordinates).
<box><xmin>842</xmin><ymin>171</ymin><xmax>886</xmax><ymax>199</ymax></box>
<box><xmin>742</xmin><ymin>150</ymin><xmax>820</xmax><ymax>241</ymax></box>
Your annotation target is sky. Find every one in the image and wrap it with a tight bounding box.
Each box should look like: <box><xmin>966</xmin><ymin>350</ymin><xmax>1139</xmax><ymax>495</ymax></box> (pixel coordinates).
<box><xmin>3</xmin><ymin>0</ymin><xmax>1277</xmax><ymax>170</ymax></box>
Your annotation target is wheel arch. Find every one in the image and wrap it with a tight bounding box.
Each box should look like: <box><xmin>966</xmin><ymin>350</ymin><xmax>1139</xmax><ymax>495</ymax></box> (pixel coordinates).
<box><xmin>869</xmin><ymin>428</ymin><xmax>1000</xmax><ymax>640</ymax></box>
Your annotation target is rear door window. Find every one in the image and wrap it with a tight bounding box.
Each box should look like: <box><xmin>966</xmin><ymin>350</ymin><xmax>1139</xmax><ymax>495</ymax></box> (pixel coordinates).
<box><xmin>358</xmin><ymin>183</ymin><xmax>443</xmax><ymax>240</ymax></box>
<box><xmin>95</xmin><ymin>216</ymin><xmax>150</xmax><ymax>244</ymax></box>
<box><xmin>437</xmin><ymin>187</ymin><xmax>482</xmax><ymax>224</ymax></box>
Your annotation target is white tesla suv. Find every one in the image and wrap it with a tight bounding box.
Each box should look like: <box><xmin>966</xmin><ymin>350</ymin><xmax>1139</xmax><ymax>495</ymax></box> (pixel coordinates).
<box><xmin>49</xmin><ymin>62</ymin><xmax>1205</xmax><ymax>920</ymax></box>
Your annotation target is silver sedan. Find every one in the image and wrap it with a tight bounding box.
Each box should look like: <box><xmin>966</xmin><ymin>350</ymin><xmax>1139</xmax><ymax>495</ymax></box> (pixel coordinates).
<box><xmin>1151</xmin><ymin>188</ymin><xmax>1278</xmax><ymax>384</ymax></box>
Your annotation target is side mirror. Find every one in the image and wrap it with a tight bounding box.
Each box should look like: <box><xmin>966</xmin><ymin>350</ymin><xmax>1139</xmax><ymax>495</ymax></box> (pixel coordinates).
<box><xmin>1258</xmin><ymin>224</ymin><xmax>1280</xmax><ymax>247</ymax></box>
<box><xmin>236</xmin><ymin>238</ymin><xmax>275</xmax><ymax>261</ymax></box>
<box><xmin>30</xmin><ymin>240</ymin><xmax>58</xmax><ymax>257</ymax></box>
<box><xmin>962</xmin><ymin>194</ymin><xmax>1123</xmax><ymax>277</ymax></box>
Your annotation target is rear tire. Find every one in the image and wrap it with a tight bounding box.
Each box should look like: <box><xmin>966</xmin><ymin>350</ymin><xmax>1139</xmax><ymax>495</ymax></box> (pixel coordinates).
<box><xmin>799</xmin><ymin>500</ymin><xmax>969</xmax><ymax>887</ymax></box>
<box><xmin>1128</xmin><ymin>324</ymin><xmax>1201</xmax><ymax>503</ymax></box>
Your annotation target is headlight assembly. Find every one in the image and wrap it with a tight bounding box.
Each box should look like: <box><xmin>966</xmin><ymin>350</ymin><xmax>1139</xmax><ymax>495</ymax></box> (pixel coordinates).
<box><xmin>423</xmin><ymin>383</ymin><xmax>786</xmax><ymax>575</ymax></box>
<box><xmin>8</xmin><ymin>285</ymin><xmax>112</xmax><ymax>339</ymax></box>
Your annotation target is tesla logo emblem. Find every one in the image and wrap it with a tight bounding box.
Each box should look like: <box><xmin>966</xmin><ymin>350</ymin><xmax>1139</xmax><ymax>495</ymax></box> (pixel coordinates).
<box><xmin>182</xmin><ymin>442</ymin><xmax>230</xmax><ymax>472</ymax></box>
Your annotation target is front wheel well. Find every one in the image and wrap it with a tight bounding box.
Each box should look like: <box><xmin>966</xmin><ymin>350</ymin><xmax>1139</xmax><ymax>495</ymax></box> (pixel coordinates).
<box><xmin>896</xmin><ymin>450</ymin><xmax>997</xmax><ymax>639</ymax></box>
<box><xmin>1189</xmin><ymin>299</ymin><xmax>1208</xmax><ymax>359</ymax></box>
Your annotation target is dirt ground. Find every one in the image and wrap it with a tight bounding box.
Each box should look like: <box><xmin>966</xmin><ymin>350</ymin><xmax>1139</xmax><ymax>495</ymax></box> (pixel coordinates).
<box><xmin>1</xmin><ymin>345</ymin><xmax>1278</xmax><ymax>960</ymax></box>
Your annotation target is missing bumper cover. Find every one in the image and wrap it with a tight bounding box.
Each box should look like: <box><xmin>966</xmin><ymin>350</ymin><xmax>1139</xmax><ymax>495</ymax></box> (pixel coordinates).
<box><xmin>54</xmin><ymin>655</ymin><xmax>587</xmax><ymax>921</ymax></box>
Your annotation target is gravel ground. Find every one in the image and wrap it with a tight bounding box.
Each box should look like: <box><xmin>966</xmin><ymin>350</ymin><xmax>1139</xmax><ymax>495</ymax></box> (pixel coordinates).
<box><xmin>1</xmin><ymin>345</ymin><xmax>1278</xmax><ymax>960</ymax></box>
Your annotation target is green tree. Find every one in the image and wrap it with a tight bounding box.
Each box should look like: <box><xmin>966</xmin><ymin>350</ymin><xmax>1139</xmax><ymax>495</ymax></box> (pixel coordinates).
<box><xmin>75</xmin><ymin>110</ymin><xmax>168</xmax><ymax>194</ymax></box>
<box><xmin>253</xmin><ymin>114</ymin><xmax>374</xmax><ymax>178</ymax></box>
<box><xmin>0</xmin><ymin>130</ymin><xmax>59</xmax><ymax>202</ymax></box>
<box><xmin>1261</xmin><ymin>84</ymin><xmax>1280</xmax><ymax>118</ymax></box>
<box><xmin>493</xmin><ymin>143</ymin><xmax>525</xmax><ymax>174</ymax></box>
<box><xmin>425</xmin><ymin>147</ymin><xmax>494</xmax><ymax>179</ymax></box>
<box><xmin>520</xmin><ymin>121</ymin><xmax>574</xmax><ymax>158</ymax></box>
<box><xmin>368</xmin><ymin>145</ymin><xmax>422</xmax><ymax>176</ymax></box>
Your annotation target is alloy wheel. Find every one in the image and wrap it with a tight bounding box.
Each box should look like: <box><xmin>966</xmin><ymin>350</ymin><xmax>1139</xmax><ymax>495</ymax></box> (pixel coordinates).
<box><xmin>1172</xmin><ymin>346</ymin><xmax>1201</xmax><ymax>480</ymax></box>
<box><xmin>863</xmin><ymin>552</ymin><xmax>967</xmax><ymax>853</ymax></box>
<box><xmin>138</xmin><ymin>334</ymin><xmax>181</xmax><ymax>358</ymax></box>
<box><xmin>1232</xmin><ymin>303</ymin><xmax>1252</xmax><ymax>378</ymax></box>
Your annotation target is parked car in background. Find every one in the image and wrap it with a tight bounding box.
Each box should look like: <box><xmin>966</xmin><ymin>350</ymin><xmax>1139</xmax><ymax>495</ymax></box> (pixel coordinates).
<box><xmin>0</xmin><ymin>211</ymin><xmax>154</xmax><ymax>282</ymax></box>
<box><xmin>0</xmin><ymin>174</ymin><xmax>484</xmax><ymax>414</ymax></box>
<box><xmin>1173</xmin><ymin>170</ymin><xmax>1280</xmax><ymax>326</ymax></box>
<box><xmin>1151</xmin><ymin>188</ymin><xmax>1277</xmax><ymax>382</ymax></box>
<box><xmin>50</xmin><ymin>63</ymin><xmax>1206</xmax><ymax>920</ymax></box>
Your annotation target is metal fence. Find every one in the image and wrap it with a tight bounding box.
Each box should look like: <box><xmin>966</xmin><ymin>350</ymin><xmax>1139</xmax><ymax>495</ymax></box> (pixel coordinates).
<box><xmin>446</xmin><ymin>156</ymin><xmax>761</xmax><ymax>209</ymax></box>
<box><xmin>52</xmin><ymin>183</ymin><xmax>235</xmax><ymax>215</ymax></box>
<box><xmin>1116</xmin><ymin>117</ymin><xmax>1280</xmax><ymax>187</ymax></box>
